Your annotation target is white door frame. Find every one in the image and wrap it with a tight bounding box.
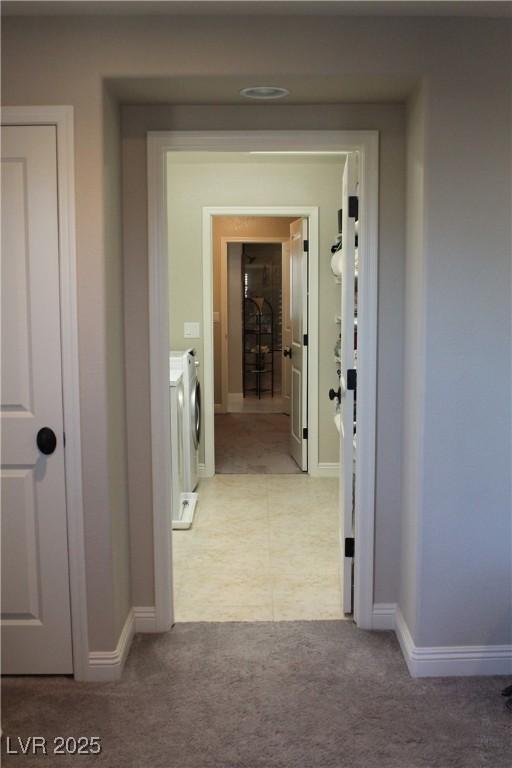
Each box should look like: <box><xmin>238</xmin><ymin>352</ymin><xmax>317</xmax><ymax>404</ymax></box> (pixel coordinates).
<box><xmin>147</xmin><ymin>130</ymin><xmax>379</xmax><ymax>630</ymax></box>
<box><xmin>2</xmin><ymin>107</ymin><xmax>89</xmax><ymax>678</ymax></box>
<box><xmin>219</xmin><ymin>235</ymin><xmax>289</xmax><ymax>415</ymax></box>
<box><xmin>207</xmin><ymin>216</ymin><xmax>316</xmax><ymax>477</ymax></box>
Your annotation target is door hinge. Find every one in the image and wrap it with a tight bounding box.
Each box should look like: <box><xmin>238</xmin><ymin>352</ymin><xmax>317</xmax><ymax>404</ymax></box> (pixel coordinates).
<box><xmin>63</xmin><ymin>432</ymin><xmax>66</xmax><ymax>447</ymax></box>
<box><xmin>303</xmin><ymin>333</ymin><xmax>308</xmax><ymax>346</ymax></box>
<box><xmin>347</xmin><ymin>368</ymin><xmax>357</xmax><ymax>391</ymax></box>
<box><xmin>303</xmin><ymin>239</ymin><xmax>309</xmax><ymax>252</ymax></box>
<box><xmin>303</xmin><ymin>427</ymin><xmax>308</xmax><ymax>440</ymax></box>
<box><xmin>348</xmin><ymin>195</ymin><xmax>359</xmax><ymax>221</ymax></box>
<box><xmin>345</xmin><ymin>537</ymin><xmax>355</xmax><ymax>558</ymax></box>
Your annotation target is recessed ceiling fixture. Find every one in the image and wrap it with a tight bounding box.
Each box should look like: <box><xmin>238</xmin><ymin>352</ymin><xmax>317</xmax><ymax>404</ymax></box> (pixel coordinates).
<box><xmin>240</xmin><ymin>86</ymin><xmax>290</xmax><ymax>100</ymax></box>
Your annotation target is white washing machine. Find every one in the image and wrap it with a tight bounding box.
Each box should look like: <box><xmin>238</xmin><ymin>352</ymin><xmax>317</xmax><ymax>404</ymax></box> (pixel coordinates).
<box><xmin>169</xmin><ymin>368</ymin><xmax>185</xmax><ymax>526</ymax></box>
<box><xmin>169</xmin><ymin>366</ymin><xmax>197</xmax><ymax>530</ymax></box>
<box><xmin>169</xmin><ymin>348</ymin><xmax>200</xmax><ymax>492</ymax></box>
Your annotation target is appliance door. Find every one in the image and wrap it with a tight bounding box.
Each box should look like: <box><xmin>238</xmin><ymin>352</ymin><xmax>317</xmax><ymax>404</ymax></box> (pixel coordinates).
<box><xmin>191</xmin><ymin>379</ymin><xmax>201</xmax><ymax>449</ymax></box>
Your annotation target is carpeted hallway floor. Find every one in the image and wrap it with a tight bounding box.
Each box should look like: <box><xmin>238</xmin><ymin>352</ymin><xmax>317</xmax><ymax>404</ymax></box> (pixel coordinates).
<box><xmin>2</xmin><ymin>622</ymin><xmax>510</xmax><ymax>768</ymax></box>
<box><xmin>215</xmin><ymin>413</ymin><xmax>302</xmax><ymax>474</ymax></box>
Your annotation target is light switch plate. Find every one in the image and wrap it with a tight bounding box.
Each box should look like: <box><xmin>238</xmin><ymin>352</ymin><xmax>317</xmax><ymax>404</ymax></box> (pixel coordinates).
<box><xmin>184</xmin><ymin>321</ymin><xmax>200</xmax><ymax>338</ymax></box>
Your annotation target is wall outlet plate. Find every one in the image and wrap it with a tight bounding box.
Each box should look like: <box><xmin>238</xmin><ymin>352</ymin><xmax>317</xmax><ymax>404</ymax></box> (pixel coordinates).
<box><xmin>184</xmin><ymin>321</ymin><xmax>200</xmax><ymax>338</ymax></box>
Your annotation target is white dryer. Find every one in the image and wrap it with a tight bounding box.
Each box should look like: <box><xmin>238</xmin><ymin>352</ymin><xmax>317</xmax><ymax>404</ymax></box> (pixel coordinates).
<box><xmin>169</xmin><ymin>348</ymin><xmax>200</xmax><ymax>492</ymax></box>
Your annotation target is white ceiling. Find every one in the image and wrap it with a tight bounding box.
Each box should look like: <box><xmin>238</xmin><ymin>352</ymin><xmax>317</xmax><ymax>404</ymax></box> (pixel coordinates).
<box><xmin>3</xmin><ymin>0</ymin><xmax>512</xmax><ymax>16</ymax></box>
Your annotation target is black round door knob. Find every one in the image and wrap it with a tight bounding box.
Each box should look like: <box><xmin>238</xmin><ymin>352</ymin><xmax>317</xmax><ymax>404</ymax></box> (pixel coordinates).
<box><xmin>283</xmin><ymin>347</ymin><xmax>292</xmax><ymax>358</ymax></box>
<box><xmin>37</xmin><ymin>427</ymin><xmax>57</xmax><ymax>455</ymax></box>
<box><xmin>329</xmin><ymin>387</ymin><xmax>342</xmax><ymax>402</ymax></box>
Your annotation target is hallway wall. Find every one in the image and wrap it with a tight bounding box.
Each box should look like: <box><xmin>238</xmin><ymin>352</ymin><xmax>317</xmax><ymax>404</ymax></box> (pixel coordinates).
<box><xmin>3</xmin><ymin>13</ymin><xmax>510</xmax><ymax>655</ymax></box>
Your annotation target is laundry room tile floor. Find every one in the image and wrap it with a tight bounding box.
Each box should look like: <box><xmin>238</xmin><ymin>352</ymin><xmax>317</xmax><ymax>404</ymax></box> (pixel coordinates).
<box><xmin>172</xmin><ymin>474</ymin><xmax>344</xmax><ymax>622</ymax></box>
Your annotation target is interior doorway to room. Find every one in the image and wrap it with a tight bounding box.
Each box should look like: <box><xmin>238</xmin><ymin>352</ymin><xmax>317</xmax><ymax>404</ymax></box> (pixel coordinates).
<box><xmin>213</xmin><ymin>216</ymin><xmax>308</xmax><ymax>475</ymax></box>
<box><xmin>166</xmin><ymin>179</ymin><xmax>343</xmax><ymax>624</ymax></box>
<box><xmin>153</xmin><ymin>135</ymin><xmax>379</xmax><ymax>630</ymax></box>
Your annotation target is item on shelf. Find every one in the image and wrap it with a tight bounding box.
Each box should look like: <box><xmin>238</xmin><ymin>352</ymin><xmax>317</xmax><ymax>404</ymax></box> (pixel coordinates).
<box><xmin>330</xmin><ymin>236</ymin><xmax>342</xmax><ymax>278</ymax></box>
<box><xmin>334</xmin><ymin>334</ymin><xmax>341</xmax><ymax>360</ymax></box>
<box><xmin>243</xmin><ymin>296</ymin><xmax>274</xmax><ymax>399</ymax></box>
<box><xmin>250</xmin><ymin>344</ymin><xmax>270</xmax><ymax>354</ymax></box>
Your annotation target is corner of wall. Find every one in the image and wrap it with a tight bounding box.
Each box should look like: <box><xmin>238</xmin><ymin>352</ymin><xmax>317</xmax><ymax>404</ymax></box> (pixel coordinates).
<box><xmin>103</xmin><ymin>87</ymin><xmax>133</xmax><ymax>641</ymax></box>
<box><xmin>399</xmin><ymin>81</ymin><xmax>429</xmax><ymax>644</ymax></box>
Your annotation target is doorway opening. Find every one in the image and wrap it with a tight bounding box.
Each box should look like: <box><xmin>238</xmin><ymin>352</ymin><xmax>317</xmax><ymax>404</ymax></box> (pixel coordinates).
<box><xmin>214</xmin><ymin>217</ymin><xmax>307</xmax><ymax>475</ymax></box>
<box><xmin>147</xmin><ymin>131</ymin><xmax>378</xmax><ymax>632</ymax></box>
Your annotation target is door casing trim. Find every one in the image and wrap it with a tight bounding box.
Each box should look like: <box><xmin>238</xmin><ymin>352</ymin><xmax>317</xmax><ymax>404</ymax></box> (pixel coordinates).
<box><xmin>2</xmin><ymin>106</ymin><xmax>89</xmax><ymax>678</ymax></box>
<box><xmin>204</xmin><ymin>210</ymin><xmax>317</xmax><ymax>477</ymax></box>
<box><xmin>147</xmin><ymin>130</ymin><xmax>379</xmax><ymax>630</ymax></box>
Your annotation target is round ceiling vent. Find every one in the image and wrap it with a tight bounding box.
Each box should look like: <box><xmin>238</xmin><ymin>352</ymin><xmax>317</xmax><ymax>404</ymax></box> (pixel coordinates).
<box><xmin>239</xmin><ymin>86</ymin><xmax>290</xmax><ymax>100</ymax></box>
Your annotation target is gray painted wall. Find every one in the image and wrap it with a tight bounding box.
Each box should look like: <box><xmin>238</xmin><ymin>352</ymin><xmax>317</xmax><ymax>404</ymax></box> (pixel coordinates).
<box><xmin>401</xmin><ymin>84</ymin><xmax>427</xmax><ymax>639</ymax></box>
<box><xmin>417</xmin><ymin>70</ymin><xmax>511</xmax><ymax>646</ymax></box>
<box><xmin>2</xmin><ymin>13</ymin><xmax>510</xmax><ymax>652</ymax></box>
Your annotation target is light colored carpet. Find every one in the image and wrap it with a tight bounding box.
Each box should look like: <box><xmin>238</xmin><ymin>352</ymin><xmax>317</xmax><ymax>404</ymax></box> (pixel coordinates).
<box><xmin>2</xmin><ymin>622</ymin><xmax>510</xmax><ymax>767</ymax></box>
<box><xmin>215</xmin><ymin>413</ymin><xmax>302</xmax><ymax>474</ymax></box>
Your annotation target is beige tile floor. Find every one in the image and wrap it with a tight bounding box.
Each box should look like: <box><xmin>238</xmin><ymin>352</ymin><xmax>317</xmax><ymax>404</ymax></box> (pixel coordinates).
<box><xmin>173</xmin><ymin>474</ymin><xmax>344</xmax><ymax>622</ymax></box>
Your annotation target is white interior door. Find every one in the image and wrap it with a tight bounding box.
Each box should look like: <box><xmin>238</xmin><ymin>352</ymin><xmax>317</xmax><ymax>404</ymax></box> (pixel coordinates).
<box><xmin>289</xmin><ymin>218</ymin><xmax>308</xmax><ymax>471</ymax></box>
<box><xmin>1</xmin><ymin>124</ymin><xmax>73</xmax><ymax>673</ymax></box>
<box><xmin>339</xmin><ymin>153</ymin><xmax>358</xmax><ymax>615</ymax></box>
<box><xmin>281</xmin><ymin>240</ymin><xmax>292</xmax><ymax>416</ymax></box>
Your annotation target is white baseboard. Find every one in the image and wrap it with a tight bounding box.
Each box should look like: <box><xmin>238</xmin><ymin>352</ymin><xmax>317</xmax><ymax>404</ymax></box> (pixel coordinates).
<box><xmin>86</xmin><ymin>606</ymin><xmax>162</xmax><ymax>681</ymax></box>
<box><xmin>133</xmin><ymin>606</ymin><xmax>158</xmax><ymax>633</ymax></box>
<box><xmin>372</xmin><ymin>602</ymin><xmax>396</xmax><ymax>630</ymax></box>
<box><xmin>226</xmin><ymin>392</ymin><xmax>285</xmax><ymax>413</ymax></box>
<box><xmin>394</xmin><ymin>606</ymin><xmax>512</xmax><ymax>677</ymax></box>
<box><xmin>227</xmin><ymin>393</ymin><xmax>243</xmax><ymax>411</ymax></box>
<box><xmin>87</xmin><ymin>609</ymin><xmax>134</xmax><ymax>682</ymax></box>
<box><xmin>312</xmin><ymin>462</ymin><xmax>340</xmax><ymax>478</ymax></box>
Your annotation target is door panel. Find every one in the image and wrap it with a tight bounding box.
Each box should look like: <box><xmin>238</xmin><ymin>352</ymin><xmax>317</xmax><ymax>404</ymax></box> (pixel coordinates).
<box><xmin>339</xmin><ymin>153</ymin><xmax>358</xmax><ymax>615</ymax></box>
<box><xmin>1</xmin><ymin>124</ymin><xmax>73</xmax><ymax>674</ymax></box>
<box><xmin>1</xmin><ymin>469</ymin><xmax>40</xmax><ymax>618</ymax></box>
<box><xmin>281</xmin><ymin>241</ymin><xmax>291</xmax><ymax>415</ymax></box>
<box><xmin>289</xmin><ymin>218</ymin><xmax>308</xmax><ymax>471</ymax></box>
<box><xmin>2</xmin><ymin>160</ymin><xmax>33</xmax><ymax>412</ymax></box>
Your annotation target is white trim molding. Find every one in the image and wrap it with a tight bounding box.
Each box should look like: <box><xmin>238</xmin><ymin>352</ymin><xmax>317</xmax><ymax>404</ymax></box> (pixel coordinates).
<box><xmin>147</xmin><ymin>125</ymin><xmax>174</xmax><ymax>634</ymax></box>
<box><xmin>2</xmin><ymin>107</ymin><xmax>89</xmax><ymax>680</ymax></box>
<box><xmin>147</xmin><ymin>130</ymin><xmax>379</xmax><ymax>633</ymax></box>
<box><xmin>88</xmin><ymin>611</ymin><xmax>134</xmax><ymax>683</ymax></box>
<box><xmin>395</xmin><ymin>607</ymin><xmax>512</xmax><ymax>677</ymax></box>
<box><xmin>133</xmin><ymin>606</ymin><xmax>158</xmax><ymax>633</ymax></box>
<box><xmin>372</xmin><ymin>603</ymin><xmax>397</xmax><ymax>631</ymax></box>
<box><xmin>314</xmin><ymin>463</ymin><xmax>340</xmax><ymax>478</ymax></box>
<box><xmin>87</xmin><ymin>606</ymin><xmax>160</xmax><ymax>683</ymax></box>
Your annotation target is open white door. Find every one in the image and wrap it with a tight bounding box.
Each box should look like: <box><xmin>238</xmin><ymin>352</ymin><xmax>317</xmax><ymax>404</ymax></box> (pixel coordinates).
<box><xmin>281</xmin><ymin>240</ymin><xmax>292</xmax><ymax>416</ymax></box>
<box><xmin>1</xmin><ymin>125</ymin><xmax>73</xmax><ymax>673</ymax></box>
<box><xmin>289</xmin><ymin>218</ymin><xmax>308</xmax><ymax>471</ymax></box>
<box><xmin>339</xmin><ymin>153</ymin><xmax>358</xmax><ymax>615</ymax></box>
